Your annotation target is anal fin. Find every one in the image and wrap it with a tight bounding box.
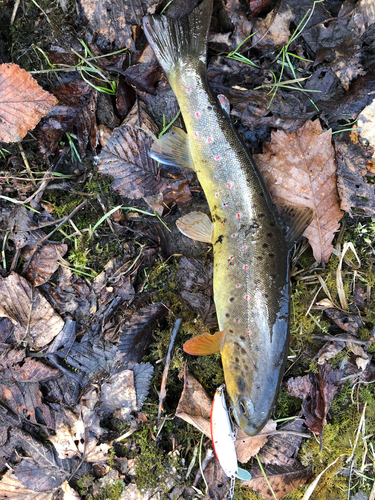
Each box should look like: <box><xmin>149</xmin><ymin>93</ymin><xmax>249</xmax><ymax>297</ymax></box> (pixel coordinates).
<box><xmin>149</xmin><ymin>126</ymin><xmax>195</xmax><ymax>171</ymax></box>
<box><xmin>183</xmin><ymin>330</ymin><xmax>225</xmax><ymax>356</ymax></box>
<box><xmin>176</xmin><ymin>211</ymin><xmax>214</xmax><ymax>243</ymax></box>
<box><xmin>278</xmin><ymin>205</ymin><xmax>314</xmax><ymax>249</ymax></box>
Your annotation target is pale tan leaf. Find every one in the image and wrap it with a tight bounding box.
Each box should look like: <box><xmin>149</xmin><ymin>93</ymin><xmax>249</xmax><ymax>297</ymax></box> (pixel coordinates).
<box><xmin>255</xmin><ymin>119</ymin><xmax>343</xmax><ymax>263</ymax></box>
<box><xmin>61</xmin><ymin>482</ymin><xmax>81</xmax><ymax>500</ymax></box>
<box><xmin>0</xmin><ymin>63</ymin><xmax>57</xmax><ymax>143</ymax></box>
<box><xmin>0</xmin><ymin>272</ymin><xmax>64</xmax><ymax>349</ymax></box>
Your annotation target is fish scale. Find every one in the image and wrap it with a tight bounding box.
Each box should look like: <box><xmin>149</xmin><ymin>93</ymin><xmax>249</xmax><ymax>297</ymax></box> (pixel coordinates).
<box><xmin>143</xmin><ymin>0</ymin><xmax>312</xmax><ymax>435</ymax></box>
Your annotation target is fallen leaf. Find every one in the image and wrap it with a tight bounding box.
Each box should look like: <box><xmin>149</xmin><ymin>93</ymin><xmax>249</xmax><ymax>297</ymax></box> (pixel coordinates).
<box><xmin>38</xmin><ymin>80</ymin><xmax>98</xmax><ymax>159</ymax></box>
<box><xmin>243</xmin><ymin>463</ymin><xmax>312</xmax><ymax>500</ymax></box>
<box><xmin>357</xmin><ymin>98</ymin><xmax>375</xmax><ymax>159</ymax></box>
<box><xmin>22</xmin><ymin>242</ymin><xmax>68</xmax><ymax>287</ymax></box>
<box><xmin>317</xmin><ymin>340</ymin><xmax>346</xmax><ymax>365</ymax></box>
<box><xmin>252</xmin><ymin>3</ymin><xmax>294</xmax><ymax>49</ymax></box>
<box><xmin>97</xmin><ymin>101</ymin><xmax>191</xmax><ymax>209</ymax></box>
<box><xmin>76</xmin><ymin>0</ymin><xmax>160</xmax><ymax>52</ymax></box>
<box><xmin>219</xmin><ymin>0</ymin><xmax>253</xmax><ymax>52</ymax></box>
<box><xmin>203</xmin><ymin>456</ymin><xmax>231</xmax><ymax>499</ymax></box>
<box><xmin>258</xmin><ymin>418</ymin><xmax>307</xmax><ymax>467</ymax></box>
<box><xmin>255</xmin><ymin>119</ymin><xmax>343</xmax><ymax>263</ymax></box>
<box><xmin>235</xmin><ymin>420</ymin><xmax>277</xmax><ymax>463</ymax></box>
<box><xmin>287</xmin><ymin>363</ymin><xmax>343</xmax><ymax>434</ymax></box>
<box><xmin>335</xmin><ymin>139</ymin><xmax>375</xmax><ymax>216</ymax></box>
<box><xmin>0</xmin><ymin>63</ymin><xmax>57</xmax><ymax>143</ymax></box>
<box><xmin>133</xmin><ymin>362</ymin><xmax>154</xmax><ymax>409</ymax></box>
<box><xmin>0</xmin><ymin>272</ymin><xmax>64</xmax><ymax>349</ymax></box>
<box><xmin>0</xmin><ymin>350</ymin><xmax>59</xmax><ymax>382</ymax></box>
<box><xmin>61</xmin><ymin>481</ymin><xmax>81</xmax><ymax>500</ymax></box>
<box><xmin>114</xmin><ymin>302</ymin><xmax>168</xmax><ymax>368</ymax></box>
<box><xmin>323</xmin><ymin>308</ymin><xmax>363</xmax><ymax>336</ymax></box>
<box><xmin>99</xmin><ymin>369</ymin><xmax>137</xmax><ymax>419</ymax></box>
<box><xmin>0</xmin><ymin>470</ymin><xmax>56</xmax><ymax>499</ymax></box>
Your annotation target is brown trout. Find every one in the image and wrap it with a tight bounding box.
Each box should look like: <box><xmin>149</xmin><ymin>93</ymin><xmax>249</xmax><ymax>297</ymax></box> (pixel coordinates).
<box><xmin>143</xmin><ymin>0</ymin><xmax>312</xmax><ymax>435</ymax></box>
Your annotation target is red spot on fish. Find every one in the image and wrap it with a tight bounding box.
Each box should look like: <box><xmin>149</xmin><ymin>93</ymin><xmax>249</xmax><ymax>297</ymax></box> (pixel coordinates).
<box><xmin>194</xmin><ymin>132</ymin><xmax>198</xmax><ymax>137</ymax></box>
<box><xmin>243</xmin><ymin>245</ymin><xmax>247</xmax><ymax>250</ymax></box>
<box><xmin>237</xmin><ymin>213</ymin><xmax>241</xmax><ymax>219</ymax></box>
<box><xmin>187</xmin><ymin>87</ymin><xmax>191</xmax><ymax>93</ymax></box>
<box><xmin>222</xmin><ymin>202</ymin><xmax>228</xmax><ymax>208</ymax></box>
<box><xmin>247</xmin><ymin>329</ymin><xmax>251</xmax><ymax>334</ymax></box>
<box><xmin>235</xmin><ymin>318</ymin><xmax>239</xmax><ymax>323</ymax></box>
<box><xmin>215</xmin><ymin>193</ymin><xmax>219</xmax><ymax>198</ymax></box>
<box><xmin>232</xmin><ymin>233</ymin><xmax>236</xmax><ymax>238</ymax></box>
<box><xmin>196</xmin><ymin>112</ymin><xmax>201</xmax><ymax>118</ymax></box>
<box><xmin>215</xmin><ymin>155</ymin><xmax>220</xmax><ymax>161</ymax></box>
<box><xmin>245</xmin><ymin>295</ymin><xmax>249</xmax><ymax>300</ymax></box>
<box><xmin>213</xmin><ymin>176</ymin><xmax>217</xmax><ymax>180</ymax></box>
<box><xmin>222</xmin><ymin>222</ymin><xmax>225</xmax><ymax>226</ymax></box>
<box><xmin>229</xmin><ymin>256</ymin><xmax>233</xmax><ymax>260</ymax></box>
<box><xmin>207</xmin><ymin>137</ymin><xmax>212</xmax><ymax>143</ymax></box>
<box><xmin>243</xmin><ymin>265</ymin><xmax>248</xmax><ymax>270</ymax></box>
<box><xmin>231</xmin><ymin>263</ymin><xmax>235</xmax><ymax>267</ymax></box>
<box><xmin>227</xmin><ymin>182</ymin><xmax>232</xmax><ymax>188</ymax></box>
<box><xmin>220</xmin><ymin>99</ymin><xmax>224</xmax><ymax>104</ymax></box>
<box><xmin>236</xmin><ymin>284</ymin><xmax>240</xmax><ymax>288</ymax></box>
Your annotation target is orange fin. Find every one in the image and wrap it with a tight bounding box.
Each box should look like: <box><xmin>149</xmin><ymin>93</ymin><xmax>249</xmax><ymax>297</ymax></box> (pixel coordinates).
<box><xmin>176</xmin><ymin>212</ymin><xmax>214</xmax><ymax>243</ymax></box>
<box><xmin>183</xmin><ymin>330</ymin><xmax>225</xmax><ymax>356</ymax></box>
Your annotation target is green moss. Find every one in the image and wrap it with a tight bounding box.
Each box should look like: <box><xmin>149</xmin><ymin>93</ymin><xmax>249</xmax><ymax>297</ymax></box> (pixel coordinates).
<box><xmin>274</xmin><ymin>386</ymin><xmax>302</xmax><ymax>420</ymax></box>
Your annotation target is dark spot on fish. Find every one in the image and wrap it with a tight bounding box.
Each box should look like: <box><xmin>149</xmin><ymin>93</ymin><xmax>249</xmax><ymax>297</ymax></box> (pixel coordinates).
<box><xmin>267</xmin><ymin>232</ymin><xmax>273</xmax><ymax>237</ymax></box>
<box><xmin>258</xmin><ymin>213</ymin><xmax>265</xmax><ymax>218</ymax></box>
<box><xmin>207</xmin><ymin>105</ymin><xmax>212</xmax><ymax>110</ymax></box>
<box><xmin>230</xmin><ymin>142</ymin><xmax>235</xmax><ymax>146</ymax></box>
<box><xmin>225</xmin><ymin>313</ymin><xmax>230</xmax><ymax>318</ymax></box>
<box><xmin>255</xmin><ymin>345</ymin><xmax>260</xmax><ymax>351</ymax></box>
<box><xmin>235</xmin><ymin>357</ymin><xmax>239</xmax><ymax>363</ymax></box>
<box><xmin>270</xmin><ymin>222</ymin><xmax>276</xmax><ymax>227</ymax></box>
<box><xmin>229</xmin><ymin>329</ymin><xmax>234</xmax><ymax>333</ymax></box>
<box><xmin>269</xmin><ymin>253</ymin><xmax>275</xmax><ymax>258</ymax></box>
<box><xmin>240</xmin><ymin>336</ymin><xmax>245</xmax><ymax>340</ymax></box>
<box><xmin>264</xmin><ymin>293</ymin><xmax>268</xmax><ymax>298</ymax></box>
<box><xmin>254</xmin><ymin>279</ymin><xmax>261</xmax><ymax>285</ymax></box>
<box><xmin>259</xmin><ymin>192</ymin><xmax>264</xmax><ymax>197</ymax></box>
<box><xmin>270</xmin><ymin>274</ymin><xmax>276</xmax><ymax>279</ymax></box>
<box><xmin>257</xmin><ymin>256</ymin><xmax>263</xmax><ymax>261</ymax></box>
<box><xmin>237</xmin><ymin>377</ymin><xmax>246</xmax><ymax>392</ymax></box>
<box><xmin>246</xmin><ymin>178</ymin><xmax>250</xmax><ymax>182</ymax></box>
<box><xmin>215</xmin><ymin>235</ymin><xmax>223</xmax><ymax>245</ymax></box>
<box><xmin>213</xmin><ymin>205</ymin><xmax>217</xmax><ymax>210</ymax></box>
<box><xmin>256</xmin><ymin>384</ymin><xmax>260</xmax><ymax>389</ymax></box>
<box><xmin>229</xmin><ymin>297</ymin><xmax>235</xmax><ymax>302</ymax></box>
<box><xmin>262</xmin><ymin>243</ymin><xmax>269</xmax><ymax>248</ymax></box>
<box><xmin>241</xmin><ymin>348</ymin><xmax>246</xmax><ymax>355</ymax></box>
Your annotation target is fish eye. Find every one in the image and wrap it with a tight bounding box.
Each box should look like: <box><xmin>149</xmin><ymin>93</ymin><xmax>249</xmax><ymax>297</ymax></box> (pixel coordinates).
<box><xmin>238</xmin><ymin>397</ymin><xmax>254</xmax><ymax>419</ymax></box>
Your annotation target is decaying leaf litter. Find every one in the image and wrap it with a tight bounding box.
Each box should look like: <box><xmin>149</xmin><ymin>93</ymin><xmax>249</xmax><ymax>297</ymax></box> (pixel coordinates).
<box><xmin>1</xmin><ymin>0</ymin><xmax>375</xmax><ymax>497</ymax></box>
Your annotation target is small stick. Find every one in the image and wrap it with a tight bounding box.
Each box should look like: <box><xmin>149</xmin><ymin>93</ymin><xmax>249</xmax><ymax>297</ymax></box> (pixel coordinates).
<box><xmin>157</xmin><ymin>318</ymin><xmax>182</xmax><ymax>423</ymax></box>
<box><xmin>18</xmin><ymin>143</ymin><xmax>36</xmax><ymax>186</ymax></box>
<box><xmin>313</xmin><ymin>335</ymin><xmax>370</xmax><ymax>345</ymax></box>
<box><xmin>10</xmin><ymin>0</ymin><xmax>21</xmax><ymax>25</ymax></box>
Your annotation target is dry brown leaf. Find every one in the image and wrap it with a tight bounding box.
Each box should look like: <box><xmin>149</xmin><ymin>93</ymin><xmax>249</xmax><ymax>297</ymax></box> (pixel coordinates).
<box><xmin>0</xmin><ymin>470</ymin><xmax>56</xmax><ymax>500</ymax></box>
<box><xmin>97</xmin><ymin>101</ymin><xmax>191</xmax><ymax>209</ymax></box>
<box><xmin>255</xmin><ymin>119</ymin><xmax>342</xmax><ymax>263</ymax></box>
<box><xmin>22</xmin><ymin>243</ymin><xmax>68</xmax><ymax>287</ymax></box>
<box><xmin>0</xmin><ymin>272</ymin><xmax>64</xmax><ymax>349</ymax></box>
<box><xmin>61</xmin><ymin>482</ymin><xmax>81</xmax><ymax>500</ymax></box>
<box><xmin>252</xmin><ymin>3</ymin><xmax>294</xmax><ymax>49</ymax></box>
<box><xmin>0</xmin><ymin>63</ymin><xmax>57</xmax><ymax>143</ymax></box>
<box><xmin>243</xmin><ymin>463</ymin><xmax>312</xmax><ymax>499</ymax></box>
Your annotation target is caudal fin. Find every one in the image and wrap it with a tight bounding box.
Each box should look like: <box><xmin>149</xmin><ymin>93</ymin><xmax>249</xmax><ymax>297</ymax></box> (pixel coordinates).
<box><xmin>143</xmin><ymin>0</ymin><xmax>212</xmax><ymax>77</ymax></box>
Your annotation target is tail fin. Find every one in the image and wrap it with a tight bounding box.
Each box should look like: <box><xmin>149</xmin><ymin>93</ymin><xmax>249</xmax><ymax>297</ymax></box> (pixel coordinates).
<box><xmin>143</xmin><ymin>0</ymin><xmax>212</xmax><ymax>77</ymax></box>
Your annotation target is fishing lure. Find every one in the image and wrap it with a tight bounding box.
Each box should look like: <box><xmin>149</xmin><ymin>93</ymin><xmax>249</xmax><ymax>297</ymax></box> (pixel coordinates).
<box><xmin>211</xmin><ymin>385</ymin><xmax>251</xmax><ymax>497</ymax></box>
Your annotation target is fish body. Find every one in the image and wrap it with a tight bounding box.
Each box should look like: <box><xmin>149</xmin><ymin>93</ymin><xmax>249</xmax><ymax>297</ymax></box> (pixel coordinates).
<box><xmin>143</xmin><ymin>0</ymin><xmax>312</xmax><ymax>435</ymax></box>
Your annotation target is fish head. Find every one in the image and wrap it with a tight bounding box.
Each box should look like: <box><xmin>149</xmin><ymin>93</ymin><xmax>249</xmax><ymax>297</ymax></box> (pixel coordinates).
<box><xmin>221</xmin><ymin>341</ymin><xmax>279</xmax><ymax>436</ymax></box>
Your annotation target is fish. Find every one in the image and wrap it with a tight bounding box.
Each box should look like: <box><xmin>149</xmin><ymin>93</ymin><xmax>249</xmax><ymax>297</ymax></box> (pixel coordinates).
<box><xmin>143</xmin><ymin>0</ymin><xmax>313</xmax><ymax>436</ymax></box>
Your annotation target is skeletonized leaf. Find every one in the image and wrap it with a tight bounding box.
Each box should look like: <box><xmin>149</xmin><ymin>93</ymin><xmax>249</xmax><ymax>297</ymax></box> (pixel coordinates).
<box><xmin>0</xmin><ymin>470</ymin><xmax>56</xmax><ymax>499</ymax></box>
<box><xmin>0</xmin><ymin>272</ymin><xmax>64</xmax><ymax>349</ymax></box>
<box><xmin>133</xmin><ymin>362</ymin><xmax>154</xmax><ymax>409</ymax></box>
<box><xmin>0</xmin><ymin>63</ymin><xmax>57</xmax><ymax>143</ymax></box>
<box><xmin>99</xmin><ymin>369</ymin><xmax>137</xmax><ymax>419</ymax></box>
<box><xmin>97</xmin><ymin>101</ymin><xmax>191</xmax><ymax>208</ymax></box>
<box><xmin>0</xmin><ymin>353</ymin><xmax>59</xmax><ymax>383</ymax></box>
<box><xmin>255</xmin><ymin>119</ymin><xmax>342</xmax><ymax>263</ymax></box>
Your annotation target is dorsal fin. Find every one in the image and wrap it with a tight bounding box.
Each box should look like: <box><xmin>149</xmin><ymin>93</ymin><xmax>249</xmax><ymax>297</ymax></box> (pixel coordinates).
<box><xmin>278</xmin><ymin>205</ymin><xmax>314</xmax><ymax>249</ymax></box>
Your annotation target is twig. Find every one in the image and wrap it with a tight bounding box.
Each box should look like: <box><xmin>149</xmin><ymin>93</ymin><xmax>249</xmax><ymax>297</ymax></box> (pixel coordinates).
<box><xmin>157</xmin><ymin>318</ymin><xmax>182</xmax><ymax>423</ymax></box>
<box><xmin>18</xmin><ymin>143</ymin><xmax>36</xmax><ymax>186</ymax></box>
<box><xmin>10</xmin><ymin>0</ymin><xmax>21</xmax><ymax>25</ymax></box>
<box><xmin>313</xmin><ymin>335</ymin><xmax>370</xmax><ymax>345</ymax></box>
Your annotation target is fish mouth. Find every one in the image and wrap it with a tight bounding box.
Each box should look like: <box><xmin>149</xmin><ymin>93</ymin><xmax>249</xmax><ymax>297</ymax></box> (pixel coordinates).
<box><xmin>232</xmin><ymin>396</ymin><xmax>269</xmax><ymax>436</ymax></box>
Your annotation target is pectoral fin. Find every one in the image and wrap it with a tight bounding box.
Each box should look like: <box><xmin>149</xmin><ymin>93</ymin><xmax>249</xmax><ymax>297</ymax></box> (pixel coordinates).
<box><xmin>183</xmin><ymin>330</ymin><xmax>225</xmax><ymax>356</ymax></box>
<box><xmin>278</xmin><ymin>205</ymin><xmax>314</xmax><ymax>249</ymax></box>
<box><xmin>176</xmin><ymin>212</ymin><xmax>214</xmax><ymax>243</ymax></box>
<box><xmin>149</xmin><ymin>127</ymin><xmax>195</xmax><ymax>171</ymax></box>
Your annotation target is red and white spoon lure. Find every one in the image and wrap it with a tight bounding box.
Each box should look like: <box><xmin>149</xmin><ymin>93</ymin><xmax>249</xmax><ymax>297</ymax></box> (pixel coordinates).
<box><xmin>210</xmin><ymin>385</ymin><xmax>251</xmax><ymax>485</ymax></box>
